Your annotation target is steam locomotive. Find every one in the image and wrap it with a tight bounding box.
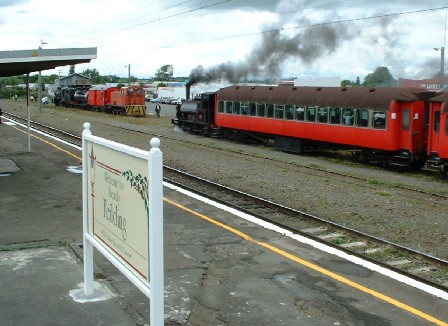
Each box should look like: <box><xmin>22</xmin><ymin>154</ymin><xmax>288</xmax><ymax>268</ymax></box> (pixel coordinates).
<box><xmin>172</xmin><ymin>85</ymin><xmax>448</xmax><ymax>177</ymax></box>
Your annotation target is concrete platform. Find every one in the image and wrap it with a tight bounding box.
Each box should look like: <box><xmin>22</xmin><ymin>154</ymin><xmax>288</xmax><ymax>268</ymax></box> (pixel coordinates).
<box><xmin>0</xmin><ymin>116</ymin><xmax>447</xmax><ymax>326</ymax></box>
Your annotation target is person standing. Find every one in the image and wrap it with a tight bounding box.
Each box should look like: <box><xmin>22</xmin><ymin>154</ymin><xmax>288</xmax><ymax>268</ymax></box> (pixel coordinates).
<box><xmin>155</xmin><ymin>103</ymin><xmax>161</xmax><ymax>117</ymax></box>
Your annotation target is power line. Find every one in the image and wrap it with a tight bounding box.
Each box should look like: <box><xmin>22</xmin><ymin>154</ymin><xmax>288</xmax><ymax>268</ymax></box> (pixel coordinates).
<box><xmin>74</xmin><ymin>0</ymin><xmax>230</xmax><ymax>45</ymax></box>
<box><xmin>279</xmin><ymin>0</ymin><xmax>350</xmax><ymax>16</ymax></box>
<box><xmin>82</xmin><ymin>0</ymin><xmax>198</xmax><ymax>37</ymax></box>
<box><xmin>154</xmin><ymin>5</ymin><xmax>448</xmax><ymax>49</ymax></box>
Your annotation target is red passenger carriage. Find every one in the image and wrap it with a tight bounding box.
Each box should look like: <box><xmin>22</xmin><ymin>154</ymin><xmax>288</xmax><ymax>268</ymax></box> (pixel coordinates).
<box><xmin>214</xmin><ymin>86</ymin><xmax>434</xmax><ymax>169</ymax></box>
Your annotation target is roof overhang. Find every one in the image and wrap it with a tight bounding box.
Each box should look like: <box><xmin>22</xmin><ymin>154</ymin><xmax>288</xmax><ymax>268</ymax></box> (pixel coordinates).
<box><xmin>0</xmin><ymin>47</ymin><xmax>97</xmax><ymax>77</ymax></box>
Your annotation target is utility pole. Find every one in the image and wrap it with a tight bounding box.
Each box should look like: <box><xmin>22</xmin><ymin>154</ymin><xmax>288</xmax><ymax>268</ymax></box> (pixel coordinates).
<box><xmin>434</xmin><ymin>47</ymin><xmax>445</xmax><ymax>90</ymax></box>
<box><xmin>441</xmin><ymin>46</ymin><xmax>445</xmax><ymax>90</ymax></box>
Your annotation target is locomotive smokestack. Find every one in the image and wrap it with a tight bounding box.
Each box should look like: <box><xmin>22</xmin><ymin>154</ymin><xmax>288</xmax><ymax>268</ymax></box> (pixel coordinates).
<box><xmin>186</xmin><ymin>82</ymin><xmax>192</xmax><ymax>100</ymax></box>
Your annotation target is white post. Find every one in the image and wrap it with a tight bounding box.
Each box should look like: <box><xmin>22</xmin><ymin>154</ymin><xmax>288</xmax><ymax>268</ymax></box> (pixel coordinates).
<box><xmin>82</xmin><ymin>122</ymin><xmax>94</xmax><ymax>296</ymax></box>
<box><xmin>148</xmin><ymin>137</ymin><xmax>164</xmax><ymax>325</ymax></box>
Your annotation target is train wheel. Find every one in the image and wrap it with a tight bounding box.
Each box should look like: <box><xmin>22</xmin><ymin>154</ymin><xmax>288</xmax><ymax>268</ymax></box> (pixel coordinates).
<box><xmin>409</xmin><ymin>158</ymin><xmax>426</xmax><ymax>171</ymax></box>
<box><xmin>441</xmin><ymin>164</ymin><xmax>448</xmax><ymax>179</ymax></box>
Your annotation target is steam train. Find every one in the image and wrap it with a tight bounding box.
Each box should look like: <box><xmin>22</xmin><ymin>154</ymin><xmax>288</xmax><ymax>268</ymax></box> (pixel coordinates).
<box><xmin>172</xmin><ymin>85</ymin><xmax>448</xmax><ymax>177</ymax></box>
<box><xmin>53</xmin><ymin>85</ymin><xmax>146</xmax><ymax>116</ymax></box>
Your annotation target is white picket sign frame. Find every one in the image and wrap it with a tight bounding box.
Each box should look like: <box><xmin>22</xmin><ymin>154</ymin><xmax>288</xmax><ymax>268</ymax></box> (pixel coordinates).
<box><xmin>81</xmin><ymin>122</ymin><xmax>164</xmax><ymax>325</ymax></box>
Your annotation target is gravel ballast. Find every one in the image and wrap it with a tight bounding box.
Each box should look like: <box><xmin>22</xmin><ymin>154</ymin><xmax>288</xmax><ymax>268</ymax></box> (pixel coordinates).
<box><xmin>4</xmin><ymin>101</ymin><xmax>448</xmax><ymax>261</ymax></box>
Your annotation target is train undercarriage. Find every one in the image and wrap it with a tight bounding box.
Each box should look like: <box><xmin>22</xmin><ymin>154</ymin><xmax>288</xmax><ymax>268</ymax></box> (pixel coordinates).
<box><xmin>216</xmin><ymin>130</ymin><xmax>430</xmax><ymax>172</ymax></box>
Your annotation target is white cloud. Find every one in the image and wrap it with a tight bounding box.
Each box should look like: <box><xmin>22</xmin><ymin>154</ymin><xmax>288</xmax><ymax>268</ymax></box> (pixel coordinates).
<box><xmin>1</xmin><ymin>0</ymin><xmax>447</xmax><ymax>82</ymax></box>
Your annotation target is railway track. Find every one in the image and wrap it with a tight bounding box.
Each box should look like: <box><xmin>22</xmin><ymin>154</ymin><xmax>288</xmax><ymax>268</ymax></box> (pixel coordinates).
<box><xmin>3</xmin><ymin>111</ymin><xmax>82</xmax><ymax>147</ymax></box>
<box><xmin>5</xmin><ymin>110</ymin><xmax>448</xmax><ymax>200</ymax></box>
<box><xmin>164</xmin><ymin>166</ymin><xmax>448</xmax><ymax>292</ymax></box>
<box><xmin>4</xmin><ymin>111</ymin><xmax>448</xmax><ymax>292</ymax></box>
<box><xmin>110</xmin><ymin>124</ymin><xmax>448</xmax><ymax>200</ymax></box>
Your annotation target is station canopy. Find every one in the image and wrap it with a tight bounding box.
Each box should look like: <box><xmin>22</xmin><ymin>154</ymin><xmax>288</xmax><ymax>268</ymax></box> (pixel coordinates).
<box><xmin>0</xmin><ymin>47</ymin><xmax>97</xmax><ymax>77</ymax></box>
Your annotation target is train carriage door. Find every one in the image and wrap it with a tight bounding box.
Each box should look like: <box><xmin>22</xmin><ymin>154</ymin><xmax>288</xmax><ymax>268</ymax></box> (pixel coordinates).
<box><xmin>440</xmin><ymin>105</ymin><xmax>448</xmax><ymax>162</ymax></box>
<box><xmin>428</xmin><ymin>103</ymin><xmax>441</xmax><ymax>155</ymax></box>
<box><xmin>399</xmin><ymin>102</ymin><xmax>425</xmax><ymax>155</ymax></box>
<box><xmin>400</xmin><ymin>107</ymin><xmax>411</xmax><ymax>150</ymax></box>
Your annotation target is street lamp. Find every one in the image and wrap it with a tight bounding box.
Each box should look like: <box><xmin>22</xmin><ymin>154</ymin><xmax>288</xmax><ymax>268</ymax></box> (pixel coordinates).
<box><xmin>38</xmin><ymin>39</ymin><xmax>47</xmax><ymax>114</ymax></box>
<box><xmin>124</xmin><ymin>64</ymin><xmax>131</xmax><ymax>86</ymax></box>
<box><xmin>167</xmin><ymin>65</ymin><xmax>173</xmax><ymax>85</ymax></box>
<box><xmin>434</xmin><ymin>47</ymin><xmax>445</xmax><ymax>90</ymax></box>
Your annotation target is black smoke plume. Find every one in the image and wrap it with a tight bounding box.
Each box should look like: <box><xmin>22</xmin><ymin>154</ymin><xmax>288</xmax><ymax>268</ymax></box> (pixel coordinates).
<box><xmin>188</xmin><ymin>19</ymin><xmax>353</xmax><ymax>86</ymax></box>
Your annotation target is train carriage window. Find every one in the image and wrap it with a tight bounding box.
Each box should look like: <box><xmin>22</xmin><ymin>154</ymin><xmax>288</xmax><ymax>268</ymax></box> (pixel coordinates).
<box><xmin>275</xmin><ymin>105</ymin><xmax>284</xmax><ymax>119</ymax></box>
<box><xmin>317</xmin><ymin>107</ymin><xmax>328</xmax><ymax>123</ymax></box>
<box><xmin>128</xmin><ymin>88</ymin><xmax>134</xmax><ymax>95</ymax></box>
<box><xmin>306</xmin><ymin>106</ymin><xmax>316</xmax><ymax>122</ymax></box>
<box><xmin>241</xmin><ymin>103</ymin><xmax>248</xmax><ymax>115</ymax></box>
<box><xmin>285</xmin><ymin>105</ymin><xmax>294</xmax><ymax>120</ymax></box>
<box><xmin>329</xmin><ymin>107</ymin><xmax>341</xmax><ymax>124</ymax></box>
<box><xmin>342</xmin><ymin>108</ymin><xmax>354</xmax><ymax>126</ymax></box>
<box><xmin>267</xmin><ymin>104</ymin><xmax>274</xmax><ymax>118</ymax></box>
<box><xmin>434</xmin><ymin>110</ymin><xmax>440</xmax><ymax>132</ymax></box>
<box><xmin>355</xmin><ymin>109</ymin><xmax>369</xmax><ymax>127</ymax></box>
<box><xmin>249</xmin><ymin>102</ymin><xmax>257</xmax><ymax>116</ymax></box>
<box><xmin>137</xmin><ymin>88</ymin><xmax>143</xmax><ymax>95</ymax></box>
<box><xmin>257</xmin><ymin>103</ymin><xmax>266</xmax><ymax>117</ymax></box>
<box><xmin>225</xmin><ymin>101</ymin><xmax>233</xmax><ymax>114</ymax></box>
<box><xmin>295</xmin><ymin>106</ymin><xmax>305</xmax><ymax>121</ymax></box>
<box><xmin>402</xmin><ymin>109</ymin><xmax>410</xmax><ymax>130</ymax></box>
<box><xmin>234</xmin><ymin>101</ymin><xmax>241</xmax><ymax>115</ymax></box>
<box><xmin>218</xmin><ymin>100</ymin><xmax>224</xmax><ymax>113</ymax></box>
<box><xmin>373</xmin><ymin>111</ymin><xmax>386</xmax><ymax>129</ymax></box>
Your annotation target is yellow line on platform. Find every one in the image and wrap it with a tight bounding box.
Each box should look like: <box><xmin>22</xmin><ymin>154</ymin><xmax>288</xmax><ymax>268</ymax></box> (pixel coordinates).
<box><xmin>164</xmin><ymin>197</ymin><xmax>448</xmax><ymax>326</ymax></box>
<box><xmin>10</xmin><ymin>124</ymin><xmax>82</xmax><ymax>161</ymax></box>
<box><xmin>13</xmin><ymin>123</ymin><xmax>446</xmax><ymax>325</ymax></box>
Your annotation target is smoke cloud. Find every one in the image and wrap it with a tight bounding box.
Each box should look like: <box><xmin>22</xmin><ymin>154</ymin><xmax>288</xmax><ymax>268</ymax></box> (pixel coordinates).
<box><xmin>188</xmin><ymin>18</ymin><xmax>354</xmax><ymax>85</ymax></box>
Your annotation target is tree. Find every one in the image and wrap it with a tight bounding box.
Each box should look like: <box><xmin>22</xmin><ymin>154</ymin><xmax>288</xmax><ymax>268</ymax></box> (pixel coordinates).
<box><xmin>69</xmin><ymin>65</ymin><xmax>75</xmax><ymax>75</ymax></box>
<box><xmin>155</xmin><ymin>65</ymin><xmax>173</xmax><ymax>81</ymax></box>
<box><xmin>341</xmin><ymin>79</ymin><xmax>352</xmax><ymax>87</ymax></box>
<box><xmin>363</xmin><ymin>66</ymin><xmax>397</xmax><ymax>87</ymax></box>
<box><xmin>43</xmin><ymin>74</ymin><xmax>60</xmax><ymax>84</ymax></box>
<box><xmin>81</xmin><ymin>68</ymin><xmax>101</xmax><ymax>83</ymax></box>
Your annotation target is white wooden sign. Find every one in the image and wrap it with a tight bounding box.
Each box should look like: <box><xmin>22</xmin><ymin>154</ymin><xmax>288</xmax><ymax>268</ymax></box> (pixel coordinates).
<box><xmin>81</xmin><ymin>122</ymin><xmax>164</xmax><ymax>325</ymax></box>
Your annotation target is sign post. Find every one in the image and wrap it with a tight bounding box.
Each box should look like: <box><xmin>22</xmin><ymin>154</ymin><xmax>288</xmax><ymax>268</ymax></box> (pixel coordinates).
<box><xmin>82</xmin><ymin>122</ymin><xmax>164</xmax><ymax>325</ymax></box>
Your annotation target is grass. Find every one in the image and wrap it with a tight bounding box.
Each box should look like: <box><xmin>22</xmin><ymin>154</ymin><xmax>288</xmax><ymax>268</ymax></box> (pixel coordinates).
<box><xmin>367</xmin><ymin>178</ymin><xmax>385</xmax><ymax>186</ymax></box>
<box><xmin>331</xmin><ymin>236</ymin><xmax>349</xmax><ymax>245</ymax></box>
<box><xmin>375</xmin><ymin>189</ymin><xmax>393</xmax><ymax>197</ymax></box>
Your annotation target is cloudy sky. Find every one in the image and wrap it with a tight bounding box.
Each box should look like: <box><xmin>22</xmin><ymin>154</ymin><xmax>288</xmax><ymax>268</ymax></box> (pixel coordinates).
<box><xmin>1</xmin><ymin>0</ymin><xmax>448</xmax><ymax>83</ymax></box>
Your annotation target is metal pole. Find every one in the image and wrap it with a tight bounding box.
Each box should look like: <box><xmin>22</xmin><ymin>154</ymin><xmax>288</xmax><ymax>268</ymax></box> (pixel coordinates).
<box><xmin>128</xmin><ymin>64</ymin><xmax>131</xmax><ymax>86</ymax></box>
<box><xmin>38</xmin><ymin>71</ymin><xmax>42</xmax><ymax>114</ymax></box>
<box><xmin>441</xmin><ymin>47</ymin><xmax>445</xmax><ymax>89</ymax></box>
<box><xmin>26</xmin><ymin>73</ymin><xmax>31</xmax><ymax>153</ymax></box>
